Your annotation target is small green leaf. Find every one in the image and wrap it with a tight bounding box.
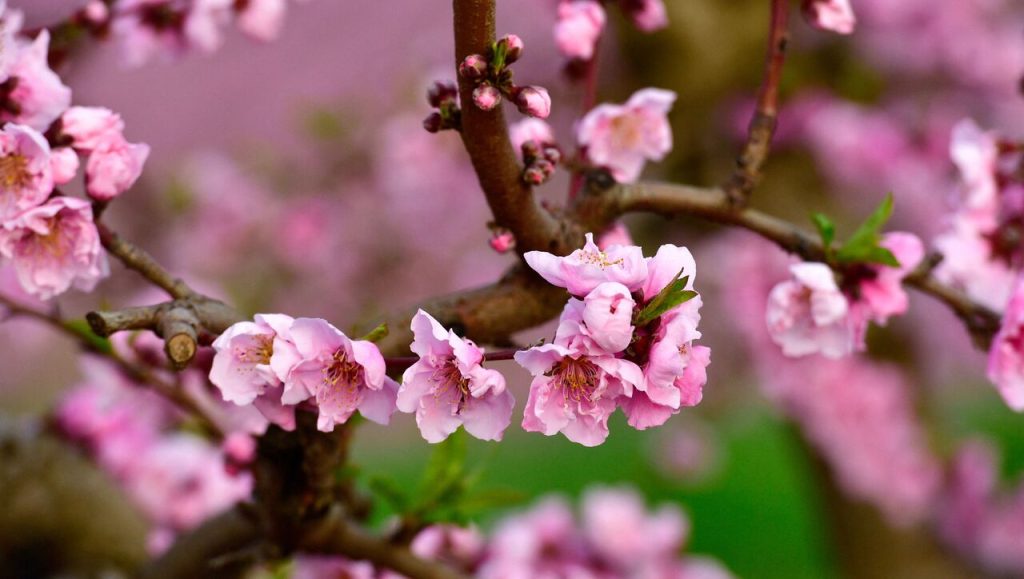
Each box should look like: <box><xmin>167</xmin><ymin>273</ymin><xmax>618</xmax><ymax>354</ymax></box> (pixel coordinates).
<box><xmin>864</xmin><ymin>246</ymin><xmax>900</xmax><ymax>268</ymax></box>
<box><xmin>456</xmin><ymin>488</ymin><xmax>528</xmax><ymax>515</ymax></box>
<box><xmin>65</xmin><ymin>319</ymin><xmax>112</xmax><ymax>354</ymax></box>
<box><xmin>490</xmin><ymin>41</ymin><xmax>507</xmax><ymax>71</ymax></box>
<box><xmin>836</xmin><ymin>193</ymin><xmax>894</xmax><ymax>263</ymax></box>
<box><xmin>811</xmin><ymin>213</ymin><xmax>835</xmax><ymax>251</ymax></box>
<box><xmin>359</xmin><ymin>322</ymin><xmax>389</xmax><ymax>343</ymax></box>
<box><xmin>367</xmin><ymin>476</ymin><xmax>410</xmax><ymax>512</ymax></box>
<box><xmin>634</xmin><ymin>272</ymin><xmax>697</xmax><ymax>327</ymax></box>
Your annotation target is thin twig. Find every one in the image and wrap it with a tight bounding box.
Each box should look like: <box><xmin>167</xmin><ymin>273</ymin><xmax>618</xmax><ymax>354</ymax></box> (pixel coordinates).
<box><xmin>97</xmin><ymin>221</ymin><xmax>195</xmax><ymax>300</ymax></box>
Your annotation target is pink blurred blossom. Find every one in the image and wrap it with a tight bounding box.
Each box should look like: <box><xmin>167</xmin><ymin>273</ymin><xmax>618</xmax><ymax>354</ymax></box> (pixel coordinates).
<box><xmin>766</xmin><ymin>262</ymin><xmax>853</xmax><ymax>359</ymax></box>
<box><xmin>987</xmin><ymin>276</ymin><xmax>1024</xmax><ymax>410</ymax></box>
<box><xmin>554</xmin><ymin>0</ymin><xmax>606</xmax><ymax>61</ymax></box>
<box><xmin>577</xmin><ymin>88</ymin><xmax>675</xmax><ymax>183</ymax></box>
<box><xmin>61</xmin><ymin>106</ymin><xmax>126</xmax><ymax>152</ymax></box>
<box><xmin>620</xmin><ymin>0</ymin><xmax>668</xmax><ymax>32</ymax></box>
<box><xmin>0</xmin><ymin>123</ymin><xmax>53</xmax><ymax>221</ymax></box>
<box><xmin>85</xmin><ymin>135</ymin><xmax>151</xmax><ymax>200</ymax></box>
<box><xmin>236</xmin><ymin>0</ymin><xmax>287</xmax><ymax>42</ymax></box>
<box><xmin>2</xmin><ymin>30</ymin><xmax>71</xmax><ymax>131</ymax></box>
<box><xmin>801</xmin><ymin>0</ymin><xmax>856</xmax><ymax>34</ymax></box>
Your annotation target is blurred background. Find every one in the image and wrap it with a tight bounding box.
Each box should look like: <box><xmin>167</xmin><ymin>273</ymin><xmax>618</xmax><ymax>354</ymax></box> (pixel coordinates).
<box><xmin>2</xmin><ymin>1</ymin><xmax>1024</xmax><ymax>577</ymax></box>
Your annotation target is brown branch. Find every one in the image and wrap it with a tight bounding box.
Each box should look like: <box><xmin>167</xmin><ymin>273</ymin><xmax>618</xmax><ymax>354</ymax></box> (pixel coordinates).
<box><xmin>452</xmin><ymin>0</ymin><xmax>572</xmax><ymax>255</ymax></box>
<box><xmin>573</xmin><ymin>180</ymin><xmax>1003</xmax><ymax>347</ymax></box>
<box><xmin>97</xmin><ymin>221</ymin><xmax>195</xmax><ymax>300</ymax></box>
<box><xmin>139</xmin><ymin>507</ymin><xmax>261</xmax><ymax>579</ymax></box>
<box><xmin>723</xmin><ymin>0</ymin><xmax>790</xmax><ymax>205</ymax></box>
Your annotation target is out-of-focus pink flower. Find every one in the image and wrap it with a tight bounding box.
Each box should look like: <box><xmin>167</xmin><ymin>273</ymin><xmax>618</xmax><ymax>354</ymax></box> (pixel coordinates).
<box><xmin>949</xmin><ymin>119</ymin><xmax>1000</xmax><ymax>225</ymax></box>
<box><xmin>0</xmin><ymin>197</ymin><xmax>108</xmax><ymax>299</ymax></box>
<box><xmin>61</xmin><ymin>107</ymin><xmax>126</xmax><ymax>152</ymax></box>
<box><xmin>766</xmin><ymin>262</ymin><xmax>853</xmax><ymax>358</ymax></box>
<box><xmin>934</xmin><ymin>215</ymin><xmax>1017</xmax><ymax>312</ymax></box>
<box><xmin>3</xmin><ymin>31</ymin><xmax>71</xmax><ymax>131</ymax></box>
<box><xmin>488</xmin><ymin>230</ymin><xmax>515</xmax><ymax>253</ymax></box>
<box><xmin>236</xmin><ymin>0</ymin><xmax>287</xmax><ymax>42</ymax></box>
<box><xmin>291</xmin><ymin>555</ymin><xmax>376</xmax><ymax>579</ymax></box>
<box><xmin>514</xmin><ymin>86</ymin><xmax>552</xmax><ymax>119</ymax></box>
<box><xmin>209</xmin><ymin>313</ymin><xmax>294</xmax><ymax>405</ymax></box>
<box><xmin>987</xmin><ymin>276</ymin><xmax>1024</xmax><ymax>411</ymax></box>
<box><xmin>478</xmin><ymin>497</ymin><xmax>589</xmax><ymax>578</ymax></box>
<box><xmin>851</xmin><ymin>232</ymin><xmax>924</xmax><ymax>328</ymax></box>
<box><xmin>524</xmin><ymin>232</ymin><xmax>647</xmax><ymax>297</ymax></box>
<box><xmin>577</xmin><ymin>88</ymin><xmax>675</xmax><ymax>183</ymax></box>
<box><xmin>83</xmin><ymin>0</ymin><xmax>110</xmax><ymax>25</ymax></box>
<box><xmin>85</xmin><ymin>135</ymin><xmax>150</xmax><ymax>200</ymax></box>
<box><xmin>397</xmin><ymin>310</ymin><xmax>514</xmax><ymax>443</ymax></box>
<box><xmin>269</xmin><ymin>317</ymin><xmax>397</xmax><ymax>431</ymax></box>
<box><xmin>0</xmin><ymin>2</ymin><xmax>22</xmax><ymax>84</ymax></box>
<box><xmin>802</xmin><ymin>0</ymin><xmax>856</xmax><ymax>34</ymax></box>
<box><xmin>515</xmin><ymin>341</ymin><xmax>642</xmax><ymax>446</ymax></box>
<box><xmin>411</xmin><ymin>525</ymin><xmax>485</xmax><ymax>571</ymax></box>
<box><xmin>509</xmin><ymin>118</ymin><xmax>555</xmax><ymax>159</ymax></box>
<box><xmin>554</xmin><ymin>0</ymin><xmax>606</xmax><ymax>61</ymax></box>
<box><xmin>0</xmin><ymin>123</ymin><xmax>52</xmax><ymax>221</ymax></box>
<box><xmin>581</xmin><ymin>486</ymin><xmax>687</xmax><ymax>572</ymax></box>
<box><xmin>596</xmin><ymin>221</ymin><xmax>633</xmax><ymax>249</ymax></box>
<box><xmin>49</xmin><ymin>147</ymin><xmax>79</xmax><ymax>185</ymax></box>
<box><xmin>621</xmin><ymin>0</ymin><xmax>669</xmax><ymax>32</ymax></box>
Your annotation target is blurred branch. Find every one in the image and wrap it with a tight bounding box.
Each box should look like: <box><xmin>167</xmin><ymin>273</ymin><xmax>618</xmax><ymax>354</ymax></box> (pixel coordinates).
<box><xmin>723</xmin><ymin>0</ymin><xmax>790</xmax><ymax>205</ymax></box>
<box><xmin>139</xmin><ymin>507</ymin><xmax>262</xmax><ymax>579</ymax></box>
<box><xmin>452</xmin><ymin>0</ymin><xmax>574</xmax><ymax>256</ymax></box>
<box><xmin>573</xmin><ymin>180</ymin><xmax>1002</xmax><ymax>347</ymax></box>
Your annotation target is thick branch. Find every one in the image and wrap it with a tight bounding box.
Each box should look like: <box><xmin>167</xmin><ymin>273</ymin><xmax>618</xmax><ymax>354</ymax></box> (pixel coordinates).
<box><xmin>452</xmin><ymin>0</ymin><xmax>571</xmax><ymax>255</ymax></box>
<box><xmin>139</xmin><ymin>507</ymin><xmax>261</xmax><ymax>579</ymax></box>
<box><xmin>98</xmin><ymin>222</ymin><xmax>195</xmax><ymax>300</ymax></box>
<box><xmin>574</xmin><ymin>180</ymin><xmax>1002</xmax><ymax>347</ymax></box>
<box><xmin>724</xmin><ymin>0</ymin><xmax>789</xmax><ymax>205</ymax></box>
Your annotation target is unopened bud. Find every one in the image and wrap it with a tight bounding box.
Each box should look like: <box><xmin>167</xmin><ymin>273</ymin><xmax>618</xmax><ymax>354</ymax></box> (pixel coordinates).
<box><xmin>534</xmin><ymin>158</ymin><xmax>556</xmax><ymax>177</ymax></box>
<box><xmin>523</xmin><ymin>165</ymin><xmax>547</xmax><ymax>185</ymax></box>
<box><xmin>500</xmin><ymin>34</ymin><xmax>524</xmax><ymax>64</ymax></box>
<box><xmin>459</xmin><ymin>54</ymin><xmax>489</xmax><ymax>80</ymax></box>
<box><xmin>427</xmin><ymin>81</ymin><xmax>458</xmax><ymax>108</ymax></box>
<box><xmin>514</xmin><ymin>85</ymin><xmax>551</xmax><ymax>119</ymax></box>
<box><xmin>542</xmin><ymin>147</ymin><xmax>562</xmax><ymax>165</ymax></box>
<box><xmin>520</xmin><ymin>140</ymin><xmax>542</xmax><ymax>162</ymax></box>
<box><xmin>422</xmin><ymin>112</ymin><xmax>443</xmax><ymax>133</ymax></box>
<box><xmin>488</xmin><ymin>231</ymin><xmax>516</xmax><ymax>253</ymax></box>
<box><xmin>472</xmin><ymin>84</ymin><xmax>502</xmax><ymax>111</ymax></box>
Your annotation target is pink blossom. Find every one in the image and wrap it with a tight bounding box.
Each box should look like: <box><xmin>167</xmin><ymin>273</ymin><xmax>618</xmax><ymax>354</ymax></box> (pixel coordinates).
<box><xmin>515</xmin><ymin>342</ymin><xmax>643</xmax><ymax>446</ymax></box>
<box><xmin>236</xmin><ymin>0</ymin><xmax>287</xmax><ymax>42</ymax></box>
<box><xmin>209</xmin><ymin>313</ymin><xmax>295</xmax><ymax>406</ymax></box>
<box><xmin>83</xmin><ymin>1</ymin><xmax>110</xmax><ymax>25</ymax></box>
<box><xmin>410</xmin><ymin>525</ymin><xmax>485</xmax><ymax>571</ymax></box>
<box><xmin>269</xmin><ymin>317</ymin><xmax>397</xmax><ymax>431</ymax></box>
<box><xmin>85</xmin><ymin>135</ymin><xmax>151</xmax><ymax>200</ymax></box>
<box><xmin>934</xmin><ymin>215</ymin><xmax>1016</xmax><ymax>311</ymax></box>
<box><xmin>0</xmin><ymin>2</ymin><xmax>21</xmax><ymax>83</ymax></box>
<box><xmin>802</xmin><ymin>0</ymin><xmax>856</xmax><ymax>35</ymax></box>
<box><xmin>514</xmin><ymin>86</ymin><xmax>552</xmax><ymax>119</ymax></box>
<box><xmin>596</xmin><ymin>221</ymin><xmax>633</xmax><ymax>249</ymax></box>
<box><xmin>472</xmin><ymin>84</ymin><xmax>501</xmax><ymax>111</ymax></box>
<box><xmin>0</xmin><ymin>123</ymin><xmax>52</xmax><ymax>221</ymax></box>
<box><xmin>3</xmin><ymin>31</ymin><xmax>72</xmax><ymax>131</ymax></box>
<box><xmin>49</xmin><ymin>147</ymin><xmax>79</xmax><ymax>186</ymax></box>
<box><xmin>581</xmin><ymin>486</ymin><xmax>687</xmax><ymax>572</ymax></box>
<box><xmin>0</xmin><ymin>197</ymin><xmax>108</xmax><ymax>299</ymax></box>
<box><xmin>478</xmin><ymin>497</ymin><xmax>590</xmax><ymax>578</ymax></box>
<box><xmin>851</xmin><ymin>232</ymin><xmax>924</xmax><ymax>325</ymax></box>
<box><xmin>949</xmin><ymin>118</ymin><xmax>1000</xmax><ymax>225</ymax></box>
<box><xmin>554</xmin><ymin>282</ymin><xmax>636</xmax><ymax>354</ymax></box>
<box><xmin>577</xmin><ymin>88</ymin><xmax>675</xmax><ymax>183</ymax></box>
<box><xmin>621</xmin><ymin>0</ymin><xmax>669</xmax><ymax>32</ymax></box>
<box><xmin>554</xmin><ymin>0</ymin><xmax>606</xmax><ymax>61</ymax></box>
<box><xmin>396</xmin><ymin>310</ymin><xmax>514</xmax><ymax>443</ymax></box>
<box><xmin>291</xmin><ymin>555</ymin><xmax>376</xmax><ymax>579</ymax></box>
<box><xmin>987</xmin><ymin>276</ymin><xmax>1024</xmax><ymax>411</ymax></box>
<box><xmin>524</xmin><ymin>232</ymin><xmax>647</xmax><ymax>296</ymax></box>
<box><xmin>60</xmin><ymin>106</ymin><xmax>126</xmax><ymax>152</ymax></box>
<box><xmin>766</xmin><ymin>262</ymin><xmax>853</xmax><ymax>358</ymax></box>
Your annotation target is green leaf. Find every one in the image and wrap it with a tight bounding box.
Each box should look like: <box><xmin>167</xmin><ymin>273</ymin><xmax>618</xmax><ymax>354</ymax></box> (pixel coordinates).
<box><xmin>490</xmin><ymin>41</ymin><xmax>507</xmax><ymax>71</ymax></box>
<box><xmin>456</xmin><ymin>488</ymin><xmax>528</xmax><ymax>515</ymax></box>
<box><xmin>864</xmin><ymin>246</ymin><xmax>900</xmax><ymax>268</ymax></box>
<box><xmin>634</xmin><ymin>272</ymin><xmax>697</xmax><ymax>326</ymax></box>
<box><xmin>836</xmin><ymin>193</ymin><xmax>894</xmax><ymax>263</ymax></box>
<box><xmin>65</xmin><ymin>318</ymin><xmax>112</xmax><ymax>354</ymax></box>
<box><xmin>367</xmin><ymin>476</ymin><xmax>410</xmax><ymax>512</ymax></box>
<box><xmin>811</xmin><ymin>213</ymin><xmax>835</xmax><ymax>252</ymax></box>
<box><xmin>359</xmin><ymin>322</ymin><xmax>389</xmax><ymax>343</ymax></box>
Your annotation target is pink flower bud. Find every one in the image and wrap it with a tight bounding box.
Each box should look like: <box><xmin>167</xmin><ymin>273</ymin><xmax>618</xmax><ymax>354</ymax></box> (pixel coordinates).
<box><xmin>801</xmin><ymin>0</ymin><xmax>856</xmax><ymax>35</ymax></box>
<box><xmin>543</xmin><ymin>147</ymin><xmax>562</xmax><ymax>165</ymax></box>
<box><xmin>422</xmin><ymin>112</ymin><xmax>443</xmax><ymax>133</ymax></box>
<box><xmin>427</xmin><ymin>81</ymin><xmax>458</xmax><ymax>108</ymax></box>
<box><xmin>472</xmin><ymin>84</ymin><xmax>502</xmax><ymax>111</ymax></box>
<box><xmin>459</xmin><ymin>54</ymin><xmax>488</xmax><ymax>79</ymax></box>
<box><xmin>520</xmin><ymin>140</ymin><xmax>542</xmax><ymax>162</ymax></box>
<box><xmin>515</xmin><ymin>86</ymin><xmax>551</xmax><ymax>118</ymax></box>
<box><xmin>489</xmin><ymin>231</ymin><xmax>516</xmax><ymax>253</ymax></box>
<box><xmin>523</xmin><ymin>165</ymin><xmax>547</xmax><ymax>185</ymax></box>
<box><xmin>222</xmin><ymin>432</ymin><xmax>257</xmax><ymax>466</ymax></box>
<box><xmin>534</xmin><ymin>158</ymin><xmax>555</xmax><ymax>177</ymax></box>
<box><xmin>50</xmin><ymin>147</ymin><xmax>80</xmax><ymax>185</ymax></box>
<box><xmin>61</xmin><ymin>106</ymin><xmax>125</xmax><ymax>152</ymax></box>
<box><xmin>82</xmin><ymin>0</ymin><xmax>110</xmax><ymax>24</ymax></box>
<box><xmin>85</xmin><ymin>136</ymin><xmax>150</xmax><ymax>201</ymax></box>
<box><xmin>500</xmin><ymin>34</ymin><xmax>524</xmax><ymax>64</ymax></box>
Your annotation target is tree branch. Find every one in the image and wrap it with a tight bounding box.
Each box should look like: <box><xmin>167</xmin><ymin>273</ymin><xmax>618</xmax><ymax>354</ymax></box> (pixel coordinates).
<box><xmin>452</xmin><ymin>0</ymin><xmax>572</xmax><ymax>255</ymax></box>
<box><xmin>723</xmin><ymin>0</ymin><xmax>789</xmax><ymax>205</ymax></box>
<box><xmin>98</xmin><ymin>221</ymin><xmax>196</xmax><ymax>300</ymax></box>
<box><xmin>139</xmin><ymin>507</ymin><xmax>262</xmax><ymax>579</ymax></box>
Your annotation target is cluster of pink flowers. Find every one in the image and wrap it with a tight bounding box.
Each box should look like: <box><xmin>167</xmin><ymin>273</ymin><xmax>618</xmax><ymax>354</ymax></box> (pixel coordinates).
<box><xmin>517</xmin><ymin>233</ymin><xmax>710</xmax><ymax>446</ymax></box>
<box><xmin>289</xmin><ymin>487</ymin><xmax>731</xmax><ymax>579</ymax></box>
<box><xmin>765</xmin><ymin>232</ymin><xmax>923</xmax><ymax>359</ymax></box>
<box><xmin>554</xmin><ymin>0</ymin><xmax>668</xmax><ymax>62</ymax></box>
<box><xmin>103</xmin><ymin>0</ymin><xmax>297</xmax><ymax>67</ymax></box>
<box><xmin>577</xmin><ymin>88</ymin><xmax>676</xmax><ymax>183</ymax></box>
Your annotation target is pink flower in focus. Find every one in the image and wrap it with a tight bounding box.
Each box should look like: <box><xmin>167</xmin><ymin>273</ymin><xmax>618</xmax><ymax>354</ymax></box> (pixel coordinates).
<box><xmin>3</xmin><ymin>31</ymin><xmax>72</xmax><ymax>131</ymax></box>
<box><xmin>515</xmin><ymin>341</ymin><xmax>643</xmax><ymax>447</ymax></box>
<box><xmin>554</xmin><ymin>0</ymin><xmax>606</xmax><ymax>61</ymax></box>
<box><xmin>85</xmin><ymin>135</ymin><xmax>150</xmax><ymax>200</ymax></box>
<box><xmin>577</xmin><ymin>88</ymin><xmax>675</xmax><ymax>183</ymax></box>
<box><xmin>49</xmin><ymin>147</ymin><xmax>79</xmax><ymax>185</ymax></box>
<box><xmin>802</xmin><ymin>0</ymin><xmax>856</xmax><ymax>35</ymax></box>
<box><xmin>0</xmin><ymin>197</ymin><xmax>108</xmax><ymax>299</ymax></box>
<box><xmin>514</xmin><ymin>86</ymin><xmax>552</xmax><ymax>119</ymax></box>
<box><xmin>269</xmin><ymin>317</ymin><xmax>397</xmax><ymax>431</ymax></box>
<box><xmin>524</xmin><ymin>232</ymin><xmax>647</xmax><ymax>297</ymax></box>
<box><xmin>766</xmin><ymin>262</ymin><xmax>853</xmax><ymax>358</ymax></box>
<box><xmin>61</xmin><ymin>106</ymin><xmax>126</xmax><ymax>152</ymax></box>
<box><xmin>236</xmin><ymin>0</ymin><xmax>286</xmax><ymax>42</ymax></box>
<box><xmin>621</xmin><ymin>0</ymin><xmax>669</xmax><ymax>32</ymax></box>
<box><xmin>581</xmin><ymin>486</ymin><xmax>687</xmax><ymax>572</ymax></box>
<box><xmin>987</xmin><ymin>276</ymin><xmax>1024</xmax><ymax>411</ymax></box>
<box><xmin>209</xmin><ymin>313</ymin><xmax>294</xmax><ymax>406</ymax></box>
<box><xmin>396</xmin><ymin>310</ymin><xmax>514</xmax><ymax>443</ymax></box>
<box><xmin>0</xmin><ymin>123</ymin><xmax>52</xmax><ymax>221</ymax></box>
<box><xmin>555</xmin><ymin>282</ymin><xmax>635</xmax><ymax>354</ymax></box>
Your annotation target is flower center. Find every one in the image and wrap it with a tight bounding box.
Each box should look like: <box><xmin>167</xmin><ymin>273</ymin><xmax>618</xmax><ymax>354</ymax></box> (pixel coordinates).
<box><xmin>323</xmin><ymin>348</ymin><xmax>363</xmax><ymax>387</ymax></box>
<box><xmin>236</xmin><ymin>334</ymin><xmax>272</xmax><ymax>365</ymax></box>
<box><xmin>610</xmin><ymin>114</ymin><xmax>643</xmax><ymax>149</ymax></box>
<box><xmin>0</xmin><ymin>153</ymin><xmax>30</xmax><ymax>191</ymax></box>
<box><xmin>579</xmin><ymin>248</ymin><xmax>624</xmax><ymax>269</ymax></box>
<box><xmin>550</xmin><ymin>357</ymin><xmax>600</xmax><ymax>402</ymax></box>
<box><xmin>431</xmin><ymin>357</ymin><xmax>471</xmax><ymax>411</ymax></box>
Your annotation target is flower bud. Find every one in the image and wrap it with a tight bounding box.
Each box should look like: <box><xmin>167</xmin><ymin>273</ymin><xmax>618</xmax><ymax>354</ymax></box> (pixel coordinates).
<box><xmin>500</xmin><ymin>34</ymin><xmax>524</xmax><ymax>64</ymax></box>
<box><xmin>427</xmin><ymin>81</ymin><xmax>458</xmax><ymax>108</ymax></box>
<box><xmin>520</xmin><ymin>140</ymin><xmax>542</xmax><ymax>162</ymax></box>
<box><xmin>514</xmin><ymin>85</ymin><xmax>551</xmax><ymax>118</ymax></box>
<box><xmin>523</xmin><ymin>164</ymin><xmax>547</xmax><ymax>185</ymax></box>
<box><xmin>422</xmin><ymin>112</ymin><xmax>444</xmax><ymax>133</ymax></box>
<box><xmin>472</xmin><ymin>84</ymin><xmax>502</xmax><ymax>111</ymax></box>
<box><xmin>459</xmin><ymin>53</ymin><xmax>488</xmax><ymax>79</ymax></box>
<box><xmin>534</xmin><ymin>158</ymin><xmax>556</xmax><ymax>177</ymax></box>
<box><xmin>543</xmin><ymin>147</ymin><xmax>562</xmax><ymax>165</ymax></box>
<box><xmin>488</xmin><ymin>231</ymin><xmax>516</xmax><ymax>253</ymax></box>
